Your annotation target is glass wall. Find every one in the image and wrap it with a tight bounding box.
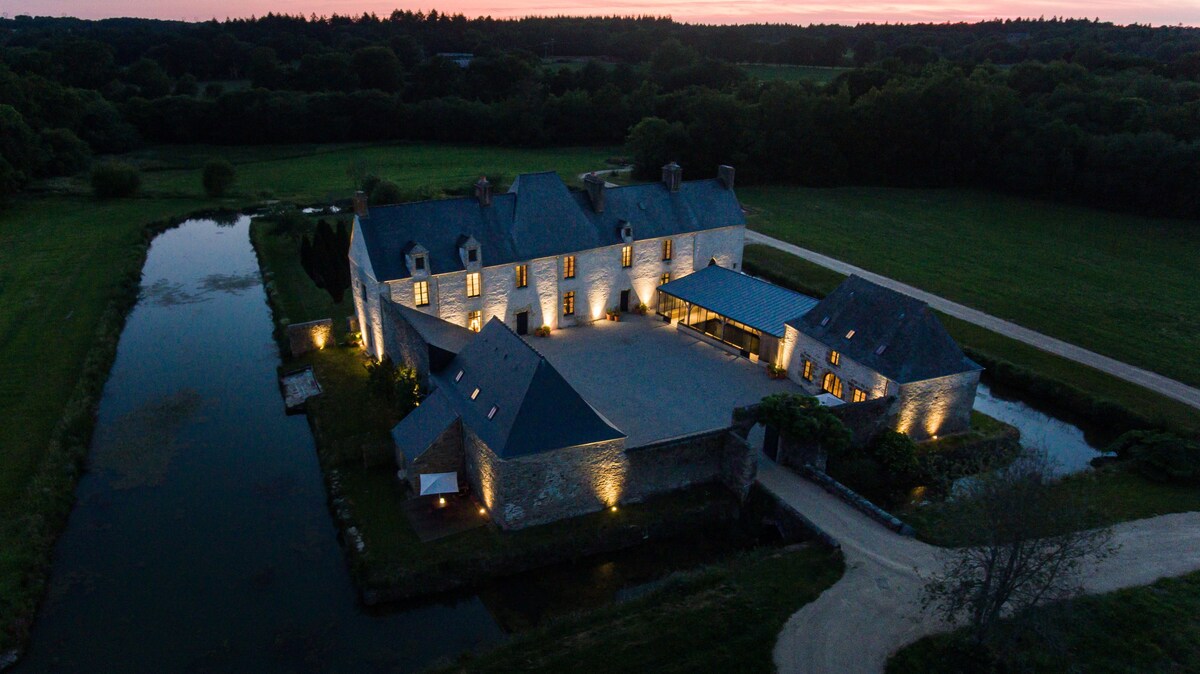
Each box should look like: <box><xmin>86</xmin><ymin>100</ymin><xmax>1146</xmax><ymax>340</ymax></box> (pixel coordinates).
<box><xmin>660</xmin><ymin>293</ymin><xmax>763</xmax><ymax>356</ymax></box>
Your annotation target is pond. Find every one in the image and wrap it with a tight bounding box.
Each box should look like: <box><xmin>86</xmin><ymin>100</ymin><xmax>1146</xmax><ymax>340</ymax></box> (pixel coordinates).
<box><xmin>15</xmin><ymin>217</ymin><xmax>756</xmax><ymax>672</ymax></box>
<box><xmin>973</xmin><ymin>382</ymin><xmax>1112</xmax><ymax>475</ymax></box>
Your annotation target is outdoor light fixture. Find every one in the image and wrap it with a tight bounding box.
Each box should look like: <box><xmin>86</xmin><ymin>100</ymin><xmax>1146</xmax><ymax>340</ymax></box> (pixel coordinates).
<box><xmin>438</xmin><ymin>497</ymin><xmax>446</xmax><ymax>506</ymax></box>
<box><xmin>479</xmin><ymin>507</ymin><xmax>487</xmax><ymax>515</ymax></box>
<box><xmin>610</xmin><ymin>506</ymin><xmax>618</xmax><ymax>513</ymax></box>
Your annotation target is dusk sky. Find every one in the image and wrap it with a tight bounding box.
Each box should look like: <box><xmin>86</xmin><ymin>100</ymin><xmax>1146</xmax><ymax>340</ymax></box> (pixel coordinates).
<box><xmin>7</xmin><ymin>0</ymin><xmax>1200</xmax><ymax>26</ymax></box>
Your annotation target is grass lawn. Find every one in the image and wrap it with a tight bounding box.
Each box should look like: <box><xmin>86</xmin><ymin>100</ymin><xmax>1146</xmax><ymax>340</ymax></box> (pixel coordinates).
<box><xmin>440</xmin><ymin>545</ymin><xmax>844</xmax><ymax>674</ymax></box>
<box><xmin>742</xmin><ymin>244</ymin><xmax>1200</xmax><ymax>435</ymax></box>
<box><xmin>888</xmin><ymin>570</ymin><xmax>1200</xmax><ymax>673</ymax></box>
<box><xmin>741</xmin><ymin>64</ymin><xmax>851</xmax><ymax>84</ymax></box>
<box><xmin>740</xmin><ymin>186</ymin><xmax>1200</xmax><ymax>388</ymax></box>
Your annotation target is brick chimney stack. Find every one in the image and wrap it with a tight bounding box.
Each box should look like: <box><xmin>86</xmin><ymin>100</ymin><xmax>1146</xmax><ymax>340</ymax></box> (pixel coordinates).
<box><xmin>661</xmin><ymin>162</ymin><xmax>682</xmax><ymax>192</ymax></box>
<box><xmin>718</xmin><ymin>165</ymin><xmax>735</xmax><ymax>190</ymax></box>
<box><xmin>475</xmin><ymin>176</ymin><xmax>492</xmax><ymax>207</ymax></box>
<box><xmin>584</xmin><ymin>173</ymin><xmax>606</xmax><ymax>213</ymax></box>
<box><xmin>353</xmin><ymin>190</ymin><xmax>369</xmax><ymax>218</ymax></box>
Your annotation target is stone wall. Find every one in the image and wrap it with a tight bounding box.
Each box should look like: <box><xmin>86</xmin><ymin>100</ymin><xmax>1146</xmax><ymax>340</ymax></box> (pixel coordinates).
<box><xmin>832</xmin><ymin>396</ymin><xmax>896</xmax><ymax>447</ymax></box>
<box><xmin>285</xmin><ymin>318</ymin><xmax>333</xmax><ymax>356</ymax></box>
<box><xmin>782</xmin><ymin>326</ymin><xmax>893</xmax><ymax>401</ymax></box>
<box><xmin>378</xmin><ymin>299</ymin><xmax>433</xmax><ymax>384</ymax></box>
<box><xmin>404</xmin><ymin>418</ymin><xmax>464</xmax><ymax>493</ymax></box>
<box><xmin>893</xmin><ymin>370</ymin><xmax>980</xmax><ymax>440</ymax></box>
<box><xmin>624</xmin><ymin>429</ymin><xmax>727</xmax><ymax>502</ymax></box>
<box><xmin>496</xmin><ymin>437</ymin><xmax>628</xmax><ymax>530</ymax></box>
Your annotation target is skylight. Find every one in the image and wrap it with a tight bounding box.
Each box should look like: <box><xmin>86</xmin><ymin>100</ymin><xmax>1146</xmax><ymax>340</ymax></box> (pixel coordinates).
<box><xmin>875</xmin><ymin>344</ymin><xmax>888</xmax><ymax>355</ymax></box>
<box><xmin>470</xmin><ymin>388</ymin><xmax>480</xmax><ymax>400</ymax></box>
<box><xmin>487</xmin><ymin>405</ymin><xmax>498</xmax><ymax>420</ymax></box>
<box><xmin>820</xmin><ymin>316</ymin><xmax>830</xmax><ymax>326</ymax></box>
<box><xmin>845</xmin><ymin>330</ymin><xmax>855</xmax><ymax>339</ymax></box>
<box><xmin>454</xmin><ymin>370</ymin><xmax>464</xmax><ymax>382</ymax></box>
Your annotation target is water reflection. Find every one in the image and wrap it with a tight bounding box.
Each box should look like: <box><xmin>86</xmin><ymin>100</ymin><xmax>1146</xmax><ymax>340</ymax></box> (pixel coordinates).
<box><xmin>973</xmin><ymin>382</ymin><xmax>1110</xmax><ymax>475</ymax></box>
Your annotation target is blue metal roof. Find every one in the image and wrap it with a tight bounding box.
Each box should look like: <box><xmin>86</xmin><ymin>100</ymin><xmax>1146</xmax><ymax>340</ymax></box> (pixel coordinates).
<box><xmin>658</xmin><ymin>265</ymin><xmax>819</xmax><ymax>337</ymax></box>
<box><xmin>355</xmin><ymin>171</ymin><xmax>744</xmax><ymax>282</ymax></box>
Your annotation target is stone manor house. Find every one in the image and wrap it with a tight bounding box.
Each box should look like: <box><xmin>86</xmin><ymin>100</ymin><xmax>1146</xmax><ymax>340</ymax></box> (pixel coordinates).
<box><xmin>349</xmin><ymin>164</ymin><xmax>980</xmax><ymax>528</ymax></box>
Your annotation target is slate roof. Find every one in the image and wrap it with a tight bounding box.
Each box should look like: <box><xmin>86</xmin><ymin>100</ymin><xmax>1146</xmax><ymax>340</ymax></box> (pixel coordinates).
<box><xmin>355</xmin><ymin>171</ymin><xmax>744</xmax><ymax>282</ymax></box>
<box><xmin>658</xmin><ymin>265</ymin><xmax>820</xmax><ymax>337</ymax></box>
<box><xmin>380</xmin><ymin>298</ymin><xmax>473</xmax><ymax>355</ymax></box>
<box><xmin>431</xmin><ymin>318</ymin><xmax>624</xmax><ymax>459</ymax></box>
<box><xmin>787</xmin><ymin>275</ymin><xmax>982</xmax><ymax>384</ymax></box>
<box><xmin>391</xmin><ymin>387</ymin><xmax>460</xmax><ymax>464</ymax></box>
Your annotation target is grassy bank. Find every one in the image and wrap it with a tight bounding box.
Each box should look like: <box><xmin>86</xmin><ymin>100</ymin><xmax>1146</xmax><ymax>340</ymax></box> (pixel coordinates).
<box><xmin>742</xmin><ymin>244</ymin><xmax>1200</xmax><ymax>435</ymax></box>
<box><xmin>888</xmin><ymin>570</ymin><xmax>1200</xmax><ymax>673</ymax></box>
<box><xmin>740</xmin><ymin>185</ymin><xmax>1200</xmax><ymax>388</ymax></box>
<box><xmin>440</xmin><ymin>545</ymin><xmax>844</xmax><ymax>673</ymax></box>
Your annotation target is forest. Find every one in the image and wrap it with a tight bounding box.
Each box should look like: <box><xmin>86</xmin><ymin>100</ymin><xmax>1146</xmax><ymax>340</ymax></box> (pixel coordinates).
<box><xmin>2</xmin><ymin>13</ymin><xmax>1200</xmax><ymax>216</ymax></box>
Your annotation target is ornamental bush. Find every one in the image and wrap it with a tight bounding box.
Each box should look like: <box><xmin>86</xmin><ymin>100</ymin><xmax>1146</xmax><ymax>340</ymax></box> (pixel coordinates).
<box><xmin>201</xmin><ymin>158</ymin><xmax>236</xmax><ymax>197</ymax></box>
<box><xmin>90</xmin><ymin>161</ymin><xmax>141</xmax><ymax>199</ymax></box>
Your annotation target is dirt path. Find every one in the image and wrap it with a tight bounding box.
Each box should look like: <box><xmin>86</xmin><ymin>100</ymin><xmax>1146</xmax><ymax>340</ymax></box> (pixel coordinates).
<box><xmin>756</xmin><ymin>459</ymin><xmax>1200</xmax><ymax>673</ymax></box>
<box><xmin>744</xmin><ymin>229</ymin><xmax>1200</xmax><ymax>411</ymax></box>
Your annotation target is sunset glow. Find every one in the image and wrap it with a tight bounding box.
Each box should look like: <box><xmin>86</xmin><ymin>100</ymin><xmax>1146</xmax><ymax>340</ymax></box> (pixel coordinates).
<box><xmin>8</xmin><ymin>0</ymin><xmax>1199</xmax><ymax>26</ymax></box>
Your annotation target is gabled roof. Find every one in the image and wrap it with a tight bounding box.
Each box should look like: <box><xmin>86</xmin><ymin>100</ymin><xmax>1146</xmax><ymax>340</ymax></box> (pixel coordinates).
<box><xmin>354</xmin><ymin>171</ymin><xmax>744</xmax><ymax>282</ymax></box>
<box><xmin>435</xmin><ymin>318</ymin><xmax>624</xmax><ymax>459</ymax></box>
<box><xmin>658</xmin><ymin>265</ymin><xmax>819</xmax><ymax>337</ymax></box>
<box><xmin>391</xmin><ymin>387</ymin><xmax>460</xmax><ymax>464</ymax></box>
<box><xmin>788</xmin><ymin>276</ymin><xmax>981</xmax><ymax>384</ymax></box>
<box><xmin>380</xmin><ymin>298</ymin><xmax>473</xmax><ymax>356</ymax></box>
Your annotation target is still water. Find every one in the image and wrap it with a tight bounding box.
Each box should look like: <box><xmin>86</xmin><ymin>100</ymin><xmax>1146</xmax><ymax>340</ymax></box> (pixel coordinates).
<box><xmin>973</xmin><ymin>382</ymin><xmax>1109</xmax><ymax>475</ymax></box>
<box><xmin>17</xmin><ymin>218</ymin><xmax>504</xmax><ymax>672</ymax></box>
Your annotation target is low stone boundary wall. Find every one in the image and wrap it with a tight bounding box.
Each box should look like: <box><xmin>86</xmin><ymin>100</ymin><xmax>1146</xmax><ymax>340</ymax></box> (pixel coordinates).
<box><xmin>799</xmin><ymin>465</ymin><xmax>916</xmax><ymax>537</ymax></box>
<box><xmin>751</xmin><ymin>483</ymin><xmax>841</xmax><ymax>550</ymax></box>
<box><xmin>285</xmin><ymin>318</ymin><xmax>333</xmax><ymax>356</ymax></box>
<box><xmin>624</xmin><ymin>427</ymin><xmax>756</xmax><ymax>505</ymax></box>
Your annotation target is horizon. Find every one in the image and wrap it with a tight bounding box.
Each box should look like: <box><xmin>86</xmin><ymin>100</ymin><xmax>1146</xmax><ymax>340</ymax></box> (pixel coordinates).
<box><xmin>6</xmin><ymin>1</ymin><xmax>1199</xmax><ymax>27</ymax></box>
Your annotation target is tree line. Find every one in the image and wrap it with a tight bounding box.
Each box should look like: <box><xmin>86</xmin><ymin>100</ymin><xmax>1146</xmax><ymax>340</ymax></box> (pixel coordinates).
<box><xmin>1</xmin><ymin>14</ymin><xmax>1199</xmax><ymax>217</ymax></box>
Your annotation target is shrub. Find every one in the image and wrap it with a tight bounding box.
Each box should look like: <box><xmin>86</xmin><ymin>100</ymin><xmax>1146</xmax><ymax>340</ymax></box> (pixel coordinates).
<box><xmin>264</xmin><ymin>208</ymin><xmax>308</xmax><ymax>237</ymax></box>
<box><xmin>870</xmin><ymin>430</ymin><xmax>921</xmax><ymax>484</ymax></box>
<box><xmin>365</xmin><ymin>356</ymin><xmax>421</xmax><ymax>414</ymax></box>
<box><xmin>201</xmin><ymin>158</ymin><xmax>236</xmax><ymax>197</ymax></box>
<box><xmin>1109</xmin><ymin>430</ymin><xmax>1200</xmax><ymax>485</ymax></box>
<box><xmin>90</xmin><ymin>161</ymin><xmax>141</xmax><ymax>199</ymax></box>
<box><xmin>369</xmin><ymin>179</ymin><xmax>402</xmax><ymax>206</ymax></box>
<box><xmin>38</xmin><ymin>128</ymin><xmax>91</xmax><ymax>177</ymax></box>
<box><xmin>757</xmin><ymin>392</ymin><xmax>852</xmax><ymax>458</ymax></box>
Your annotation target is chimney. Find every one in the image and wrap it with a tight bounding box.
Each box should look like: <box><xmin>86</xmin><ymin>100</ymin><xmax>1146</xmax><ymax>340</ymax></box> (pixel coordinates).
<box><xmin>474</xmin><ymin>176</ymin><xmax>492</xmax><ymax>207</ymax></box>
<box><xmin>718</xmin><ymin>165</ymin><xmax>735</xmax><ymax>190</ymax></box>
<box><xmin>584</xmin><ymin>173</ymin><xmax>606</xmax><ymax>213</ymax></box>
<box><xmin>661</xmin><ymin>162</ymin><xmax>682</xmax><ymax>192</ymax></box>
<box><xmin>353</xmin><ymin>190</ymin><xmax>369</xmax><ymax>218</ymax></box>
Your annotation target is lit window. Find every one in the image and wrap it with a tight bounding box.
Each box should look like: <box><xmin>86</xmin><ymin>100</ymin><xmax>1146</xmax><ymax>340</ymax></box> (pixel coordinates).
<box><xmin>660</xmin><ymin>273</ymin><xmax>671</xmax><ymax>286</ymax></box>
<box><xmin>413</xmin><ymin>280</ymin><xmax>429</xmax><ymax>307</ymax></box>
<box><xmin>414</xmin><ymin>255</ymin><xmax>425</xmax><ymax>271</ymax></box>
<box><xmin>515</xmin><ymin>264</ymin><xmax>527</xmax><ymax>288</ymax></box>
<box><xmin>845</xmin><ymin>330</ymin><xmax>855</xmax><ymax>339</ymax></box>
<box><xmin>802</xmin><ymin>359</ymin><xmax>813</xmax><ymax>381</ymax></box>
<box><xmin>852</xmin><ymin>388</ymin><xmax>867</xmax><ymax>403</ymax></box>
<box><xmin>471</xmin><ymin>387</ymin><xmax>480</xmax><ymax>400</ymax></box>
<box><xmin>454</xmin><ymin>370</ymin><xmax>464</xmax><ymax>382</ymax></box>
<box><xmin>822</xmin><ymin>372</ymin><xmax>843</xmax><ymax>398</ymax></box>
<box><xmin>468</xmin><ymin>247</ymin><xmax>478</xmax><ymax>263</ymax></box>
<box><xmin>621</xmin><ymin>245</ymin><xmax>632</xmax><ymax>268</ymax></box>
<box><xmin>487</xmin><ymin>405</ymin><xmax>498</xmax><ymax>420</ymax></box>
<box><xmin>563</xmin><ymin>291</ymin><xmax>575</xmax><ymax>316</ymax></box>
<box><xmin>468</xmin><ymin>310</ymin><xmax>482</xmax><ymax>332</ymax></box>
<box><xmin>663</xmin><ymin>239</ymin><xmax>673</xmax><ymax>261</ymax></box>
<box><xmin>563</xmin><ymin>255</ymin><xmax>576</xmax><ymax>279</ymax></box>
<box><xmin>466</xmin><ymin>272</ymin><xmax>481</xmax><ymax>298</ymax></box>
<box><xmin>829</xmin><ymin>350</ymin><xmax>841</xmax><ymax>366</ymax></box>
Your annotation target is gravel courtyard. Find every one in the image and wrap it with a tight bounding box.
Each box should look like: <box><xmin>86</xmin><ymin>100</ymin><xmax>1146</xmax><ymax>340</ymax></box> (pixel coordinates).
<box><xmin>526</xmin><ymin>315</ymin><xmax>802</xmax><ymax>447</ymax></box>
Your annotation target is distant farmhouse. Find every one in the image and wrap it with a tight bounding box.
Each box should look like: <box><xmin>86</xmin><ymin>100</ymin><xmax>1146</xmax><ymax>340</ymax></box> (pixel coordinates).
<box><xmin>349</xmin><ymin>164</ymin><xmax>980</xmax><ymax>528</ymax></box>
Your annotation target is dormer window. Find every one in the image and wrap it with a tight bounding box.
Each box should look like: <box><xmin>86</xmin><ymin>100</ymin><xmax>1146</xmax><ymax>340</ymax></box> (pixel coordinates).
<box><xmin>458</xmin><ymin>235</ymin><xmax>481</xmax><ymax>269</ymax></box>
<box><xmin>468</xmin><ymin>248</ymin><xmax>478</xmax><ymax>263</ymax></box>
<box><xmin>414</xmin><ymin>255</ymin><xmax>426</xmax><ymax>271</ymax></box>
<box><xmin>618</xmin><ymin>221</ymin><xmax>633</xmax><ymax>244</ymax></box>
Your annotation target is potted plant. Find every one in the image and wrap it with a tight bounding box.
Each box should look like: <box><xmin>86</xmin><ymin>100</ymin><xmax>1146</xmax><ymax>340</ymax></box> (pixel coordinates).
<box><xmin>634</xmin><ymin>302</ymin><xmax>649</xmax><ymax>315</ymax></box>
<box><xmin>535</xmin><ymin>325</ymin><xmax>552</xmax><ymax>337</ymax></box>
<box><xmin>607</xmin><ymin>307</ymin><xmax>621</xmax><ymax>321</ymax></box>
<box><xmin>767</xmin><ymin>364</ymin><xmax>788</xmax><ymax>380</ymax></box>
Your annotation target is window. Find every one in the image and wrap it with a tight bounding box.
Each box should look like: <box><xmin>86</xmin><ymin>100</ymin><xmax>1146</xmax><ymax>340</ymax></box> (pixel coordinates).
<box><xmin>563</xmin><ymin>255</ymin><xmax>576</xmax><ymax>279</ymax></box>
<box><xmin>662</xmin><ymin>239</ymin><xmax>673</xmax><ymax>261</ymax></box>
<box><xmin>829</xmin><ymin>350</ymin><xmax>841</xmax><ymax>366</ymax></box>
<box><xmin>563</xmin><ymin>291</ymin><xmax>575</xmax><ymax>316</ymax></box>
<box><xmin>466</xmin><ymin>272</ymin><xmax>481</xmax><ymax>298</ymax></box>
<box><xmin>467</xmin><ymin>247</ymin><xmax>478</xmax><ymax>263</ymax></box>
<box><xmin>621</xmin><ymin>245</ymin><xmax>632</xmax><ymax>268</ymax></box>
<box><xmin>413</xmin><ymin>280</ymin><xmax>429</xmax><ymax>307</ymax></box>
<box><xmin>852</xmin><ymin>388</ymin><xmax>867</xmax><ymax>403</ymax></box>
<box><xmin>454</xmin><ymin>370</ymin><xmax>464</xmax><ymax>382</ymax></box>
<box><xmin>468</xmin><ymin>310</ymin><xmax>482</xmax><ymax>332</ymax></box>
<box><xmin>802</xmin><ymin>359</ymin><xmax>813</xmax><ymax>381</ymax></box>
<box><xmin>470</xmin><ymin>387</ymin><xmax>480</xmax><ymax>400</ymax></box>
<box><xmin>845</xmin><ymin>329</ymin><xmax>856</xmax><ymax>339</ymax></box>
<box><xmin>414</xmin><ymin>255</ymin><xmax>425</xmax><ymax>271</ymax></box>
<box><xmin>660</xmin><ymin>272</ymin><xmax>671</xmax><ymax>286</ymax></box>
<box><xmin>875</xmin><ymin>344</ymin><xmax>888</xmax><ymax>355</ymax></box>
<box><xmin>487</xmin><ymin>405</ymin><xmax>498</xmax><ymax>420</ymax></box>
<box><xmin>515</xmin><ymin>264</ymin><xmax>527</xmax><ymax>288</ymax></box>
<box><xmin>822</xmin><ymin>372</ymin><xmax>843</xmax><ymax>398</ymax></box>
<box><xmin>820</xmin><ymin>316</ymin><xmax>830</xmax><ymax>326</ymax></box>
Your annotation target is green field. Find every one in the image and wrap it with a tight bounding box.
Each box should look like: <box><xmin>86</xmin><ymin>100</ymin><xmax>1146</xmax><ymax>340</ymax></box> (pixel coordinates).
<box><xmin>888</xmin><ymin>570</ymin><xmax>1200</xmax><ymax>673</ymax></box>
<box><xmin>441</xmin><ymin>545</ymin><xmax>843</xmax><ymax>673</ymax></box>
<box><xmin>0</xmin><ymin>142</ymin><xmax>614</xmax><ymax>655</ymax></box>
<box><xmin>741</xmin><ymin>186</ymin><xmax>1200</xmax><ymax>389</ymax></box>
<box><xmin>741</xmin><ymin>64</ymin><xmax>850</xmax><ymax>84</ymax></box>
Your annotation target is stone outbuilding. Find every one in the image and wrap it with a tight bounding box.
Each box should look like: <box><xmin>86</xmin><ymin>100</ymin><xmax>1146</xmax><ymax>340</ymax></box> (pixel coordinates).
<box><xmin>778</xmin><ymin>275</ymin><xmax>982</xmax><ymax>440</ymax></box>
